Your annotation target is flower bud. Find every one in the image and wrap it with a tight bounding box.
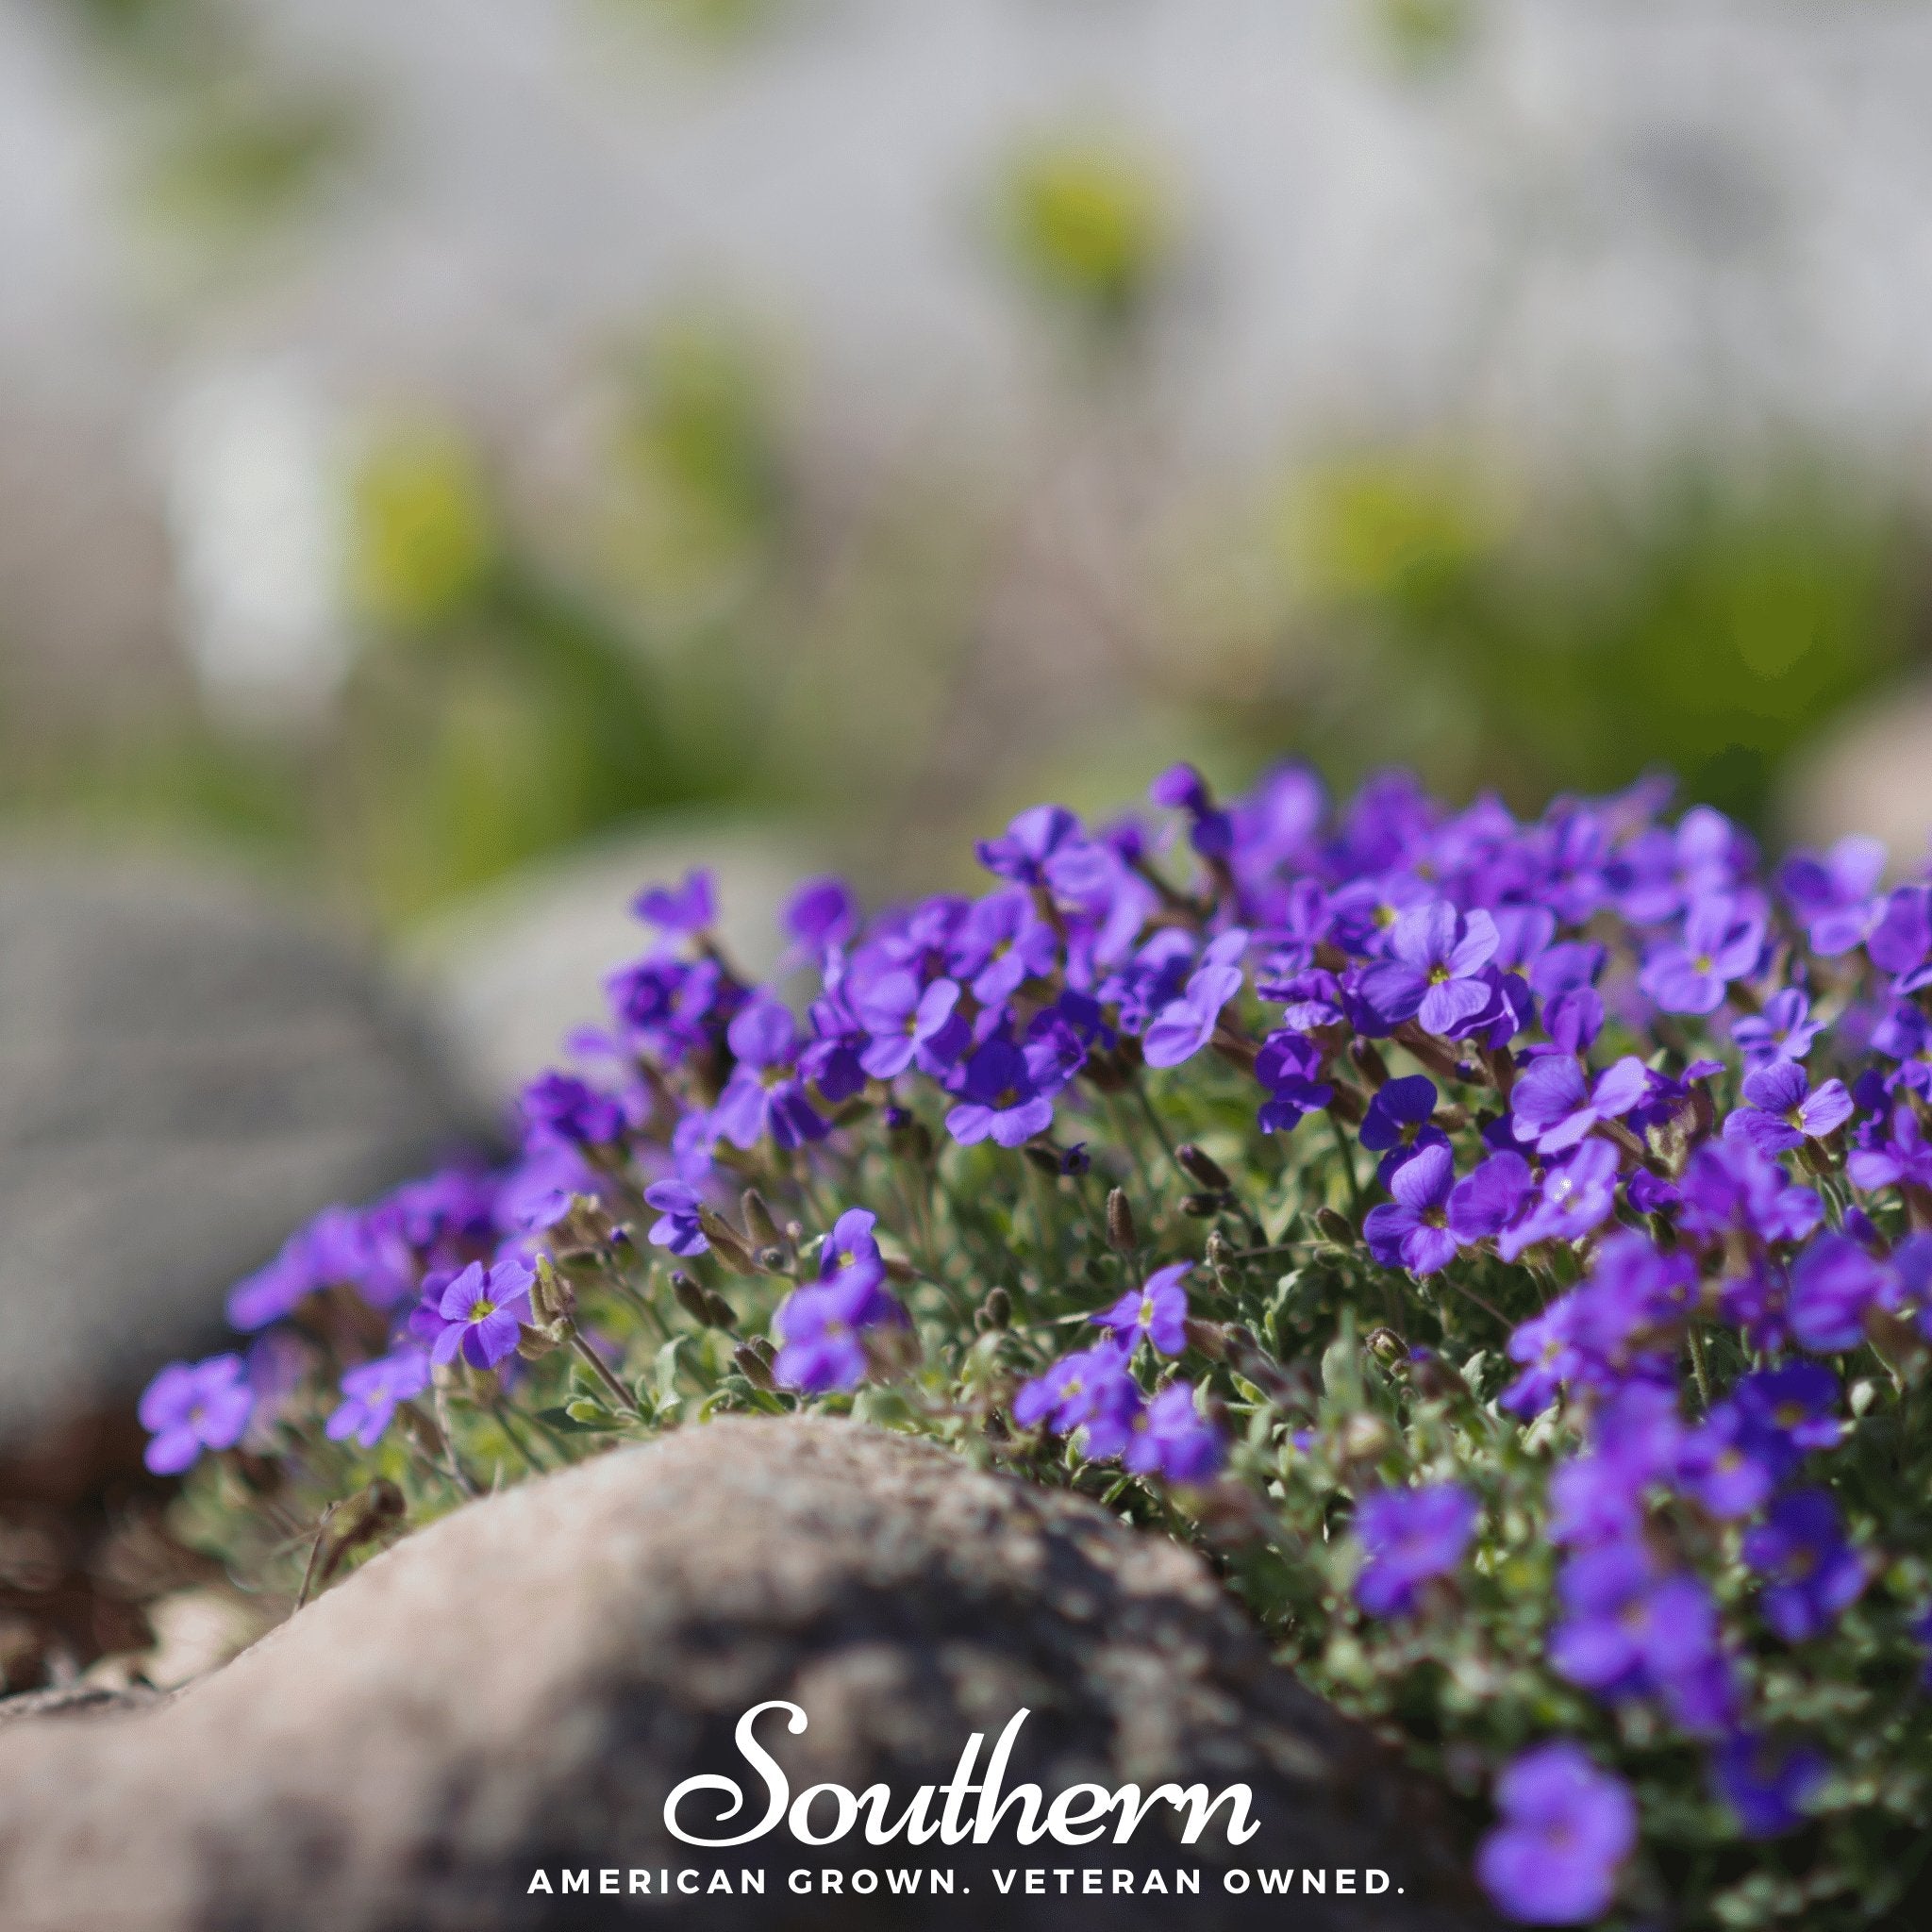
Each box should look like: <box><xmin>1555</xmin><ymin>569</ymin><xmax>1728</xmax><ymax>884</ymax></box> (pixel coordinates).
<box><xmin>741</xmin><ymin>1190</ymin><xmax>783</xmax><ymax>1249</ymax></box>
<box><xmin>975</xmin><ymin>1287</ymin><xmax>1012</xmax><ymax>1332</ymax></box>
<box><xmin>1363</xmin><ymin>1325</ymin><xmax>1406</xmax><ymax>1368</ymax></box>
<box><xmin>696</xmin><ymin>1206</ymin><xmax>759</xmax><ymax>1275</ymax></box>
<box><xmin>704</xmin><ymin>1291</ymin><xmax>739</xmax><ymax>1331</ymax></box>
<box><xmin>1174</xmin><ymin>1143</ymin><xmax>1232</xmax><ymax>1191</ymax></box>
<box><xmin>733</xmin><ymin>1339</ymin><xmax>778</xmax><ymax>1391</ymax></box>
<box><xmin>1314</xmin><ymin>1207</ymin><xmax>1356</xmax><ymax>1245</ymax></box>
<box><xmin>530</xmin><ymin>1257</ymin><xmax>577</xmax><ymax>1329</ymax></box>
<box><xmin>1106</xmin><ymin>1189</ymin><xmax>1138</xmax><ymax>1255</ymax></box>
<box><xmin>1181</xmin><ymin>1191</ymin><xmax>1228</xmax><ymax>1218</ymax></box>
<box><xmin>1338</xmin><ymin>1411</ymin><xmax>1394</xmax><ymax>1467</ymax></box>
<box><xmin>1183</xmin><ymin>1316</ymin><xmax>1229</xmax><ymax>1359</ymax></box>
<box><xmin>516</xmin><ymin>1321</ymin><xmax>566</xmax><ymax>1360</ymax></box>
<box><xmin>1348</xmin><ymin>1039</ymin><xmax>1391</xmax><ymax>1087</ymax></box>
<box><xmin>1023</xmin><ymin>1145</ymin><xmax>1064</xmax><ymax>1176</ymax></box>
<box><xmin>1405</xmin><ymin>1347</ymin><xmax>1471</xmax><ymax>1404</ymax></box>
<box><xmin>672</xmin><ymin>1272</ymin><xmax>712</xmax><ymax>1324</ymax></box>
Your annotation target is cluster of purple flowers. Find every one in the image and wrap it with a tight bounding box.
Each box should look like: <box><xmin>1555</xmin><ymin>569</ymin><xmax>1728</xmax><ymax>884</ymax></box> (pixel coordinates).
<box><xmin>139</xmin><ymin>758</ymin><xmax>1932</xmax><ymax>1927</ymax></box>
<box><xmin>1013</xmin><ymin>1262</ymin><xmax>1224</xmax><ymax>1483</ymax></box>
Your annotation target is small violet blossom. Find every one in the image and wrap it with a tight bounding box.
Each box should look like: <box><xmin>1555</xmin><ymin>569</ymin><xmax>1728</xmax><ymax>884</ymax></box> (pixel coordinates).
<box><xmin>1743</xmin><ymin>1488</ymin><xmax>1868</xmax><ymax>1641</ymax></box>
<box><xmin>1093</xmin><ymin>1261</ymin><xmax>1191</xmax><ymax>1355</ymax></box>
<box><xmin>1639</xmin><ymin>894</ymin><xmax>1765</xmax><ymax>1015</ymax></box>
<box><xmin>138</xmin><ymin>1354</ymin><xmax>254</xmax><ymax>1475</ymax></box>
<box><xmin>1353</xmin><ymin>1482</ymin><xmax>1480</xmax><ymax>1615</ymax></box>
<box><xmin>1358</xmin><ymin>902</ymin><xmax>1501</xmax><ymax>1036</ymax></box>
<box><xmin>1476</xmin><ymin>1744</ymin><xmax>1637</xmax><ymax>1926</ymax></box>
<box><xmin>429</xmin><ymin>1259</ymin><xmax>536</xmax><ymax>1370</ymax></box>
<box><xmin>1141</xmin><ymin>929</ymin><xmax>1249</xmax><ymax>1069</ymax></box>
<box><xmin>1724</xmin><ymin>1059</ymin><xmax>1853</xmax><ymax>1157</ymax></box>
<box><xmin>1122</xmin><ymin>1381</ymin><xmax>1224</xmax><ymax>1483</ymax></box>
<box><xmin>326</xmin><ymin>1348</ymin><xmax>432</xmax><ymax>1449</ymax></box>
<box><xmin>1364</xmin><ymin>1142</ymin><xmax>1462</xmax><ymax>1275</ymax></box>
<box><xmin>1509</xmin><ymin>1054</ymin><xmax>1649</xmax><ymax>1156</ymax></box>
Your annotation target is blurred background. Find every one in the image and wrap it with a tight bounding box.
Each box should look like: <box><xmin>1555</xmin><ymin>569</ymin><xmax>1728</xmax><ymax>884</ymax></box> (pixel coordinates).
<box><xmin>10</xmin><ymin>0</ymin><xmax>1932</xmax><ymax>1687</ymax></box>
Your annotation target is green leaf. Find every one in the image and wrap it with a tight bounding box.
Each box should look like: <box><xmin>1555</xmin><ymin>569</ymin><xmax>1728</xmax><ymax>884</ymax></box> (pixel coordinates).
<box><xmin>531</xmin><ymin>1403</ymin><xmax>624</xmax><ymax>1436</ymax></box>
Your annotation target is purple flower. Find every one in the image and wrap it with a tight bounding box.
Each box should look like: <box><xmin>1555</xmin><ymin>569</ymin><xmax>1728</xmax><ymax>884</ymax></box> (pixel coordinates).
<box><xmin>1712</xmin><ymin>1732</ymin><xmax>1827</xmax><ymax>1839</ymax></box>
<box><xmin>819</xmin><ymin>1206</ymin><xmax>883</xmax><ymax>1276</ymax></box>
<box><xmin>1639</xmin><ymin>894</ymin><xmax>1765</xmax><ymax>1015</ymax></box>
<box><xmin>713</xmin><ymin>993</ymin><xmax>828</xmax><ymax>1150</ymax></box>
<box><xmin>1358</xmin><ymin>902</ymin><xmax>1501</xmax><ymax>1036</ymax></box>
<box><xmin>1612</xmin><ymin>805</ymin><xmax>1750</xmax><ymax>924</ymax></box>
<box><xmin>1476</xmin><ymin>1743</ymin><xmax>1637</xmax><ymax>1926</ymax></box>
<box><xmin>1149</xmin><ymin>761</ymin><xmax>1234</xmax><ymax>858</ymax></box>
<box><xmin>1141</xmin><ymin>930</ymin><xmax>1248</xmax><ymax>1069</ymax></box>
<box><xmin>138</xmin><ymin>1354</ymin><xmax>254</xmax><ymax>1475</ymax></box>
<box><xmin>643</xmin><ymin>1180</ymin><xmax>708</xmax><ymax>1257</ymax></box>
<box><xmin>430</xmin><ymin>1259</ymin><xmax>535</xmax><ymax>1370</ymax></box>
<box><xmin>1743</xmin><ymin>1488</ymin><xmax>1868</xmax><ymax>1641</ymax></box>
<box><xmin>1731</xmin><ymin>988</ymin><xmax>1823</xmax><ymax>1067</ymax></box>
<box><xmin>1782</xmin><ymin>834</ymin><xmax>1886</xmax><ymax>953</ymax></box>
<box><xmin>1550</xmin><ymin>1541</ymin><xmax>1724</xmax><ymax>1712</ymax></box>
<box><xmin>1359</xmin><ymin>1074</ymin><xmax>1441</xmax><ymax>1154</ymax></box>
<box><xmin>1724</xmin><ymin>1060</ymin><xmax>1853</xmax><ymax>1157</ymax></box>
<box><xmin>949</xmin><ymin>890</ymin><xmax>1057</xmax><ymax>1008</ymax></box>
<box><xmin>1509</xmin><ymin>1054</ymin><xmax>1649</xmax><ymax>1156</ymax></box>
<box><xmin>1789</xmin><ymin>1232</ymin><xmax>1897</xmax><ymax>1354</ymax></box>
<box><xmin>1734</xmin><ymin>1363</ymin><xmax>1842</xmax><ymax>1463</ymax></box>
<box><xmin>772</xmin><ymin>1254</ymin><xmax>899</xmax><ymax>1394</ymax></box>
<box><xmin>1122</xmin><ymin>1380</ymin><xmax>1224</xmax><ymax>1482</ymax></box>
<box><xmin>325</xmin><ymin>1348</ymin><xmax>432</xmax><ymax>1450</ymax></box>
<box><xmin>632</xmin><ymin>867</ymin><xmax>715</xmax><ymax>933</ymax></box>
<box><xmin>1353</xmin><ymin>1482</ymin><xmax>1480</xmax><ymax>1615</ymax></box>
<box><xmin>1093</xmin><ymin>1261</ymin><xmax>1191</xmax><ymax>1355</ymax></box>
<box><xmin>1448</xmin><ymin>1150</ymin><xmax>1535</xmax><ymax>1243</ymax></box>
<box><xmin>1364</xmin><ymin>1142</ymin><xmax>1462</xmax><ymax>1276</ymax></box>
<box><xmin>1847</xmin><ymin>1100</ymin><xmax>1932</xmax><ymax>1191</ymax></box>
<box><xmin>1676</xmin><ymin>1141</ymin><xmax>1823</xmax><ymax>1247</ymax></box>
<box><xmin>1868</xmin><ymin>884</ymin><xmax>1932</xmax><ymax>985</ymax></box>
<box><xmin>944</xmin><ymin>1035</ymin><xmax>1056</xmax><ymax>1148</ymax></box>
<box><xmin>1013</xmin><ymin>1340</ymin><xmax>1142</xmax><ymax>1460</ymax></box>
<box><xmin>1543</xmin><ymin>1387</ymin><xmax>1686</xmax><ymax>1544</ymax></box>
<box><xmin>520</xmin><ymin>1071</ymin><xmax>624</xmax><ymax>1148</ymax></box>
<box><xmin>975</xmin><ymin>803</ymin><xmax>1081</xmax><ymax>886</ymax></box>
<box><xmin>1675</xmin><ymin>1401</ymin><xmax>1778</xmax><ymax>1520</ymax></box>
<box><xmin>855</xmin><ymin>972</ymin><xmax>965</xmax><ymax>1079</ymax></box>
<box><xmin>1496</xmin><ymin>1141</ymin><xmax>1621</xmax><ymax>1261</ymax></box>
<box><xmin>781</xmin><ymin>875</ymin><xmax>858</xmax><ymax>963</ymax></box>
<box><xmin>1254</xmin><ymin>1027</ymin><xmax>1333</xmax><ymax>1134</ymax></box>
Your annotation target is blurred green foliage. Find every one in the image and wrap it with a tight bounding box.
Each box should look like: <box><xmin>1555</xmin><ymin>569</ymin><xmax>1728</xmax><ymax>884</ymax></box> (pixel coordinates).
<box><xmin>991</xmin><ymin>130</ymin><xmax>1179</xmax><ymax>341</ymax></box>
<box><xmin>55</xmin><ymin>0</ymin><xmax>362</xmax><ymax>263</ymax></box>
<box><xmin>1182</xmin><ymin>448</ymin><xmax>1921</xmax><ymax>830</ymax></box>
<box><xmin>9</xmin><ymin>9</ymin><xmax>1931</xmax><ymax>920</ymax></box>
<box><xmin>1362</xmin><ymin>0</ymin><xmax>1480</xmax><ymax>75</ymax></box>
<box><xmin>599</xmin><ymin>314</ymin><xmax>790</xmax><ymax>621</ymax></box>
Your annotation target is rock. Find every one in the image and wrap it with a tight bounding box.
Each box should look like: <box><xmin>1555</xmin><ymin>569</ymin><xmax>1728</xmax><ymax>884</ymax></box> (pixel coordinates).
<box><xmin>400</xmin><ymin>819</ymin><xmax>823</xmax><ymax>1112</ymax></box>
<box><xmin>0</xmin><ymin>1419</ymin><xmax>1492</xmax><ymax>1931</ymax></box>
<box><xmin>0</xmin><ymin>854</ymin><xmax>475</xmax><ymax>1448</ymax></box>
<box><xmin>1783</xmin><ymin>679</ymin><xmax>1932</xmax><ymax>876</ymax></box>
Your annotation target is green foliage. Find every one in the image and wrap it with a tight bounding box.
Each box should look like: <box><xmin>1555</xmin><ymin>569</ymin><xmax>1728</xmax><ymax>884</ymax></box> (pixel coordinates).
<box><xmin>1191</xmin><ymin>450</ymin><xmax>1920</xmax><ymax>832</ymax></box>
<box><xmin>991</xmin><ymin>130</ymin><xmax>1180</xmax><ymax>338</ymax></box>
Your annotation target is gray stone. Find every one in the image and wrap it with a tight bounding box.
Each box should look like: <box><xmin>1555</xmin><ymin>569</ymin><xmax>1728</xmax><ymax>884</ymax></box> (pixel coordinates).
<box><xmin>0</xmin><ymin>853</ymin><xmax>475</xmax><ymax>1446</ymax></box>
<box><xmin>0</xmin><ymin>1418</ymin><xmax>1493</xmax><ymax>1930</ymax></box>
